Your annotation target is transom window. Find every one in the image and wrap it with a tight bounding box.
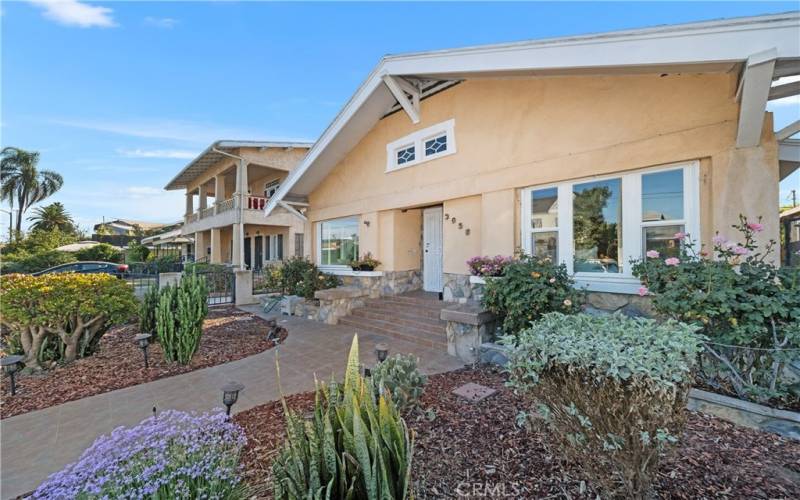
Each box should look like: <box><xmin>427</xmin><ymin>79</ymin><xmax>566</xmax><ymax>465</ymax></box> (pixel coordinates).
<box><xmin>264</xmin><ymin>179</ymin><xmax>280</xmax><ymax>198</ymax></box>
<box><xmin>521</xmin><ymin>162</ymin><xmax>699</xmax><ymax>293</ymax></box>
<box><xmin>386</xmin><ymin>119</ymin><xmax>456</xmax><ymax>171</ymax></box>
<box><xmin>318</xmin><ymin>217</ymin><xmax>359</xmax><ymax>268</ymax></box>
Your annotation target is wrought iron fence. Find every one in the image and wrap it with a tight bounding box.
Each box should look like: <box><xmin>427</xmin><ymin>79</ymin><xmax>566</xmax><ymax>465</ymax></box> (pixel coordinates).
<box><xmin>194</xmin><ymin>268</ymin><xmax>235</xmax><ymax>305</ymax></box>
<box><xmin>252</xmin><ymin>266</ymin><xmax>282</xmax><ymax>295</ymax></box>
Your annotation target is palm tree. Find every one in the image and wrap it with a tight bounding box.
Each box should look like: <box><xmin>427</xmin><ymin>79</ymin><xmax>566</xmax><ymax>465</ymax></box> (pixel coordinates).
<box><xmin>1</xmin><ymin>147</ymin><xmax>64</xmax><ymax>237</ymax></box>
<box><xmin>28</xmin><ymin>202</ymin><xmax>75</xmax><ymax>233</ymax></box>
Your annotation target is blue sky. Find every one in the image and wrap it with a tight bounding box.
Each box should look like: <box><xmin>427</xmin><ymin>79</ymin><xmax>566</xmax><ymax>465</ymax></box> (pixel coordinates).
<box><xmin>2</xmin><ymin>1</ymin><xmax>799</xmax><ymax>233</ymax></box>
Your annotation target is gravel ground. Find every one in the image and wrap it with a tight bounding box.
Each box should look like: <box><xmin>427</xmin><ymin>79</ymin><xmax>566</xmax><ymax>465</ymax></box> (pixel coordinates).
<box><xmin>235</xmin><ymin>367</ymin><xmax>800</xmax><ymax>499</ymax></box>
<box><xmin>1</xmin><ymin>307</ymin><xmax>286</xmax><ymax>419</ymax></box>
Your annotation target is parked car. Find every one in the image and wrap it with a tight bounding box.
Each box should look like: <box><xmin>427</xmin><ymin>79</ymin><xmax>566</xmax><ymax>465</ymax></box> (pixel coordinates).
<box><xmin>32</xmin><ymin>261</ymin><xmax>129</xmax><ymax>277</ymax></box>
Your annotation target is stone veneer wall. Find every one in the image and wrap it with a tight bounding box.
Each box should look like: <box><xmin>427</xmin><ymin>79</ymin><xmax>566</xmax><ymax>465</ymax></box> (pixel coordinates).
<box><xmin>338</xmin><ymin>270</ymin><xmax>422</xmax><ymax>298</ymax></box>
<box><xmin>443</xmin><ymin>273</ymin><xmax>473</xmax><ymax>303</ymax></box>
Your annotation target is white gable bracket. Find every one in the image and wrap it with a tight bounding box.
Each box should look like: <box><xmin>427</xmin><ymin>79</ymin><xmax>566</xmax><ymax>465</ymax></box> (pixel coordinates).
<box><xmin>776</xmin><ymin>120</ymin><xmax>800</xmax><ymax>141</ymax></box>
<box><xmin>277</xmin><ymin>201</ymin><xmax>307</xmax><ymax>221</ymax></box>
<box><xmin>382</xmin><ymin>75</ymin><xmax>420</xmax><ymax>124</ymax></box>
<box><xmin>736</xmin><ymin>49</ymin><xmax>778</xmax><ymax>148</ymax></box>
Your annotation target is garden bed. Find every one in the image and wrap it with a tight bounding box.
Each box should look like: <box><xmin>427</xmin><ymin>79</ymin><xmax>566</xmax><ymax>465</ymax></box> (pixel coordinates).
<box><xmin>235</xmin><ymin>367</ymin><xmax>800</xmax><ymax>499</ymax></box>
<box><xmin>1</xmin><ymin>307</ymin><xmax>286</xmax><ymax>419</ymax></box>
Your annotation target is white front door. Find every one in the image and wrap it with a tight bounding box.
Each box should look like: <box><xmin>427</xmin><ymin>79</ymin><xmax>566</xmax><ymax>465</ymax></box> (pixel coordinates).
<box><xmin>423</xmin><ymin>206</ymin><xmax>444</xmax><ymax>292</ymax></box>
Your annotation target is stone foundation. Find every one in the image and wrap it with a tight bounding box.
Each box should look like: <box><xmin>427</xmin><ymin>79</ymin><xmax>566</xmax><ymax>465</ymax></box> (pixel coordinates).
<box><xmin>442</xmin><ymin>273</ymin><xmax>473</xmax><ymax>303</ymax></box>
<box><xmin>338</xmin><ymin>270</ymin><xmax>422</xmax><ymax>299</ymax></box>
<box><xmin>584</xmin><ymin>291</ymin><xmax>656</xmax><ymax>317</ymax></box>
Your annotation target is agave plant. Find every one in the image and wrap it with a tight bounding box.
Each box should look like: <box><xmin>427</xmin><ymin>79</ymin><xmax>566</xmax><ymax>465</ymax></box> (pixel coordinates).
<box><xmin>272</xmin><ymin>335</ymin><xmax>414</xmax><ymax>499</ymax></box>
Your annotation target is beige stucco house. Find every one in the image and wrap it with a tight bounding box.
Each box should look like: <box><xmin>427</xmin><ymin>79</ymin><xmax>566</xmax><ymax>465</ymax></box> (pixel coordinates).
<box><xmin>165</xmin><ymin>141</ymin><xmax>312</xmax><ymax>269</ymax></box>
<box><xmin>262</xmin><ymin>13</ymin><xmax>799</xmax><ymax>302</ymax></box>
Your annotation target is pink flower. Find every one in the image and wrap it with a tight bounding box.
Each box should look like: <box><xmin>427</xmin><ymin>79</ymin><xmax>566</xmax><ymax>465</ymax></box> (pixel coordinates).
<box><xmin>646</xmin><ymin>250</ymin><xmax>660</xmax><ymax>258</ymax></box>
<box><xmin>732</xmin><ymin>246</ymin><xmax>749</xmax><ymax>256</ymax></box>
<box><xmin>712</xmin><ymin>235</ymin><xmax>727</xmax><ymax>246</ymax></box>
<box><xmin>638</xmin><ymin>286</ymin><xmax>649</xmax><ymax>297</ymax></box>
<box><xmin>664</xmin><ymin>257</ymin><xmax>680</xmax><ymax>266</ymax></box>
<box><xmin>674</xmin><ymin>232</ymin><xmax>687</xmax><ymax>240</ymax></box>
<box><xmin>746</xmin><ymin>222</ymin><xmax>764</xmax><ymax>232</ymax></box>
<box><xmin>549</xmin><ymin>277</ymin><xmax>556</xmax><ymax>283</ymax></box>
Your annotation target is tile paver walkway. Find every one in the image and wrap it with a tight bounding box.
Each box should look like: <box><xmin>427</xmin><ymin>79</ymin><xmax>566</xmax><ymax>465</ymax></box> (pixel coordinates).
<box><xmin>0</xmin><ymin>306</ymin><xmax>464</xmax><ymax>499</ymax></box>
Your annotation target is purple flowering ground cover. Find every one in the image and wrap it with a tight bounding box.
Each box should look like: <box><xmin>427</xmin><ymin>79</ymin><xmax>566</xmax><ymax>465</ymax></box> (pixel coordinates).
<box><xmin>31</xmin><ymin>409</ymin><xmax>247</xmax><ymax>499</ymax></box>
<box><xmin>1</xmin><ymin>307</ymin><xmax>286</xmax><ymax>419</ymax></box>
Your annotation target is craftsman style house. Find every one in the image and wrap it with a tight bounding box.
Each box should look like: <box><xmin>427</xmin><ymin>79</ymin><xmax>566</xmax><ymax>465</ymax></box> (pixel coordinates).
<box><xmin>265</xmin><ymin>13</ymin><xmax>800</xmax><ymax>300</ymax></box>
<box><xmin>165</xmin><ymin>141</ymin><xmax>312</xmax><ymax>269</ymax></box>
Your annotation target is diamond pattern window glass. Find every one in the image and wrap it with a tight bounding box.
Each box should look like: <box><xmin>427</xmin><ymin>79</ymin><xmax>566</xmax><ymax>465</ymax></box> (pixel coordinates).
<box><xmin>396</xmin><ymin>145</ymin><xmax>415</xmax><ymax>165</ymax></box>
<box><xmin>424</xmin><ymin>135</ymin><xmax>447</xmax><ymax>156</ymax></box>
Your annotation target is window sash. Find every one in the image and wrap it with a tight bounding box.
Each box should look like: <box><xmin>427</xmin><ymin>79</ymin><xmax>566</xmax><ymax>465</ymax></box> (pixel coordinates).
<box><xmin>317</xmin><ymin>217</ymin><xmax>360</xmax><ymax>268</ymax></box>
<box><xmin>520</xmin><ymin>161</ymin><xmax>699</xmax><ymax>292</ymax></box>
<box><xmin>386</xmin><ymin>119</ymin><xmax>456</xmax><ymax>171</ymax></box>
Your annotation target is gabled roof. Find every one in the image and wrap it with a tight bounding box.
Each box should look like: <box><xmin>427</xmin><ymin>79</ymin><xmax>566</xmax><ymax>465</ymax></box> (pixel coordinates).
<box><xmin>165</xmin><ymin>140</ymin><xmax>314</xmax><ymax>191</ymax></box>
<box><xmin>93</xmin><ymin>219</ymin><xmax>166</xmax><ymax>231</ymax></box>
<box><xmin>265</xmin><ymin>11</ymin><xmax>800</xmax><ymax>216</ymax></box>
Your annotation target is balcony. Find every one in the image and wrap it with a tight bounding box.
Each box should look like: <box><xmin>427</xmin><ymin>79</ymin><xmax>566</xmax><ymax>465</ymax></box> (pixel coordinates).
<box><xmin>182</xmin><ymin>195</ymin><xmax>297</xmax><ymax>234</ymax></box>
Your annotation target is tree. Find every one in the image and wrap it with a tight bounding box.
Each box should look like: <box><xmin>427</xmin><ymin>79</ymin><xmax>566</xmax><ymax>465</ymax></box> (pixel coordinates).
<box><xmin>27</xmin><ymin>202</ymin><xmax>75</xmax><ymax>233</ymax></box>
<box><xmin>1</xmin><ymin>147</ymin><xmax>64</xmax><ymax>237</ymax></box>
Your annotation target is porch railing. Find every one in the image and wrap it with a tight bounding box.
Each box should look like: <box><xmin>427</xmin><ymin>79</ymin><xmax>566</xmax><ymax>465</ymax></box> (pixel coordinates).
<box><xmin>246</xmin><ymin>196</ymin><xmax>268</xmax><ymax>211</ymax></box>
<box><xmin>216</xmin><ymin>197</ymin><xmax>236</xmax><ymax>214</ymax></box>
<box><xmin>200</xmin><ymin>206</ymin><xmax>215</xmax><ymax>219</ymax></box>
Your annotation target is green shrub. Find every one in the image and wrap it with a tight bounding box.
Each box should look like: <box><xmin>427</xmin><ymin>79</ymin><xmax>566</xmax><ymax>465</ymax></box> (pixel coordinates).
<box><xmin>139</xmin><ymin>284</ymin><xmax>159</xmax><ymax>334</ymax></box>
<box><xmin>0</xmin><ymin>249</ymin><xmax>76</xmax><ymax>274</ymax></box>
<box><xmin>74</xmin><ymin>243</ymin><xmax>123</xmax><ymax>263</ymax></box>
<box><xmin>503</xmin><ymin>313</ymin><xmax>703</xmax><ymax>499</ymax></box>
<box><xmin>632</xmin><ymin>215</ymin><xmax>800</xmax><ymax>405</ymax></box>
<box><xmin>156</xmin><ymin>273</ymin><xmax>208</xmax><ymax>364</ymax></box>
<box><xmin>482</xmin><ymin>253</ymin><xmax>583</xmax><ymax>335</ymax></box>
<box><xmin>272</xmin><ymin>335</ymin><xmax>414</xmax><ymax>499</ymax></box>
<box><xmin>146</xmin><ymin>252</ymin><xmax>182</xmax><ymax>272</ymax></box>
<box><xmin>0</xmin><ymin>273</ymin><xmax>137</xmax><ymax>369</ymax></box>
<box><xmin>279</xmin><ymin>257</ymin><xmax>341</xmax><ymax>299</ymax></box>
<box><xmin>253</xmin><ymin>264</ymin><xmax>283</xmax><ymax>294</ymax></box>
<box><xmin>371</xmin><ymin>354</ymin><xmax>427</xmax><ymax>413</ymax></box>
<box><xmin>125</xmin><ymin>241</ymin><xmax>150</xmax><ymax>263</ymax></box>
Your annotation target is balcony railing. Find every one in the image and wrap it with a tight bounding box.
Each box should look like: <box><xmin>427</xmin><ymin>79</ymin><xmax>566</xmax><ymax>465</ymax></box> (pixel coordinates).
<box><xmin>246</xmin><ymin>196</ymin><xmax>268</xmax><ymax>211</ymax></box>
<box><xmin>216</xmin><ymin>197</ymin><xmax>236</xmax><ymax>214</ymax></box>
<box><xmin>200</xmin><ymin>206</ymin><xmax>215</xmax><ymax>219</ymax></box>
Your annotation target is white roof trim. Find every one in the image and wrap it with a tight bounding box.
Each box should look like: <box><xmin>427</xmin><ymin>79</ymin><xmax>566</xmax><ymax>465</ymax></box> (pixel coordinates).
<box><xmin>265</xmin><ymin>12</ymin><xmax>800</xmax><ymax>216</ymax></box>
<box><xmin>165</xmin><ymin>140</ymin><xmax>314</xmax><ymax>191</ymax></box>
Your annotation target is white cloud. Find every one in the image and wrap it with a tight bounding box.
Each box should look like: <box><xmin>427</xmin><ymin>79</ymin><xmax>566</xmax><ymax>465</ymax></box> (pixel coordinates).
<box><xmin>27</xmin><ymin>0</ymin><xmax>116</xmax><ymax>28</ymax></box>
<box><xmin>48</xmin><ymin>117</ymin><xmax>311</xmax><ymax>145</ymax></box>
<box><xmin>117</xmin><ymin>148</ymin><xmax>196</xmax><ymax>160</ymax></box>
<box><xmin>144</xmin><ymin>16</ymin><xmax>178</xmax><ymax>29</ymax></box>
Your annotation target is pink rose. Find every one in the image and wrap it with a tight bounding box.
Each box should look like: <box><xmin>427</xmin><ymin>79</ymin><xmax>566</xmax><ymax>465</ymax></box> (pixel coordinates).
<box><xmin>733</xmin><ymin>246</ymin><xmax>749</xmax><ymax>256</ymax></box>
<box><xmin>664</xmin><ymin>257</ymin><xmax>680</xmax><ymax>266</ymax></box>
<box><xmin>746</xmin><ymin>222</ymin><xmax>764</xmax><ymax>232</ymax></box>
<box><xmin>674</xmin><ymin>232</ymin><xmax>687</xmax><ymax>240</ymax></box>
<box><xmin>549</xmin><ymin>277</ymin><xmax>556</xmax><ymax>283</ymax></box>
<box><xmin>638</xmin><ymin>286</ymin><xmax>649</xmax><ymax>297</ymax></box>
<box><xmin>646</xmin><ymin>250</ymin><xmax>660</xmax><ymax>258</ymax></box>
<box><xmin>712</xmin><ymin>235</ymin><xmax>727</xmax><ymax>246</ymax></box>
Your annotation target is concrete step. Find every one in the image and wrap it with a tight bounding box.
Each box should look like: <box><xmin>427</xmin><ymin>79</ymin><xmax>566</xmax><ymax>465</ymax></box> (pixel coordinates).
<box><xmin>350</xmin><ymin>307</ymin><xmax>446</xmax><ymax>329</ymax></box>
<box><xmin>363</xmin><ymin>299</ymin><xmax>443</xmax><ymax>319</ymax></box>
<box><xmin>338</xmin><ymin>316</ymin><xmax>447</xmax><ymax>350</ymax></box>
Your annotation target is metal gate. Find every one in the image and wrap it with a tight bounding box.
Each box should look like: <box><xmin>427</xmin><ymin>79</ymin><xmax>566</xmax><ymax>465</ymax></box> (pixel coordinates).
<box><xmin>194</xmin><ymin>269</ymin><xmax>235</xmax><ymax>305</ymax></box>
<box><xmin>126</xmin><ymin>262</ymin><xmax>160</xmax><ymax>299</ymax></box>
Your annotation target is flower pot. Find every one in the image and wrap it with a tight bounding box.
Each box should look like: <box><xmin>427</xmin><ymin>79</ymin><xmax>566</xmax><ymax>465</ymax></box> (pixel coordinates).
<box><xmin>359</xmin><ymin>264</ymin><xmax>375</xmax><ymax>271</ymax></box>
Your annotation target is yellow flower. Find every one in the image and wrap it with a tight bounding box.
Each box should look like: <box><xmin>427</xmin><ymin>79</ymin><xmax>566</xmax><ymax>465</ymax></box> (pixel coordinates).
<box><xmin>729</xmin><ymin>317</ymin><xmax>738</xmax><ymax>327</ymax></box>
<box><xmin>563</xmin><ymin>299</ymin><xmax>572</xmax><ymax>307</ymax></box>
<box><xmin>531</xmin><ymin>272</ymin><xmax>541</xmax><ymax>279</ymax></box>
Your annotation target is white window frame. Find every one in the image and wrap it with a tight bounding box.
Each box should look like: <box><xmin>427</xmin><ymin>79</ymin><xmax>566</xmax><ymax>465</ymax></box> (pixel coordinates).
<box><xmin>265</xmin><ymin>234</ymin><xmax>284</xmax><ymax>262</ymax></box>
<box><xmin>520</xmin><ymin>161</ymin><xmax>700</xmax><ymax>294</ymax></box>
<box><xmin>385</xmin><ymin>119</ymin><xmax>456</xmax><ymax>172</ymax></box>
<box><xmin>264</xmin><ymin>179</ymin><xmax>281</xmax><ymax>199</ymax></box>
<box><xmin>316</xmin><ymin>216</ymin><xmax>360</xmax><ymax>271</ymax></box>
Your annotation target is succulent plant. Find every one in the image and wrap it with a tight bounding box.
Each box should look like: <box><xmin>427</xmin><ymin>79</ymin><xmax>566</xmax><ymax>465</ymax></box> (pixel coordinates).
<box><xmin>372</xmin><ymin>353</ymin><xmax>427</xmax><ymax>413</ymax></box>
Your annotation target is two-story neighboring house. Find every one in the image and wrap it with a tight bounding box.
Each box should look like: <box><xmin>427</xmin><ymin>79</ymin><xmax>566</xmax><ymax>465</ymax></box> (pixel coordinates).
<box><xmin>165</xmin><ymin>140</ymin><xmax>313</xmax><ymax>269</ymax></box>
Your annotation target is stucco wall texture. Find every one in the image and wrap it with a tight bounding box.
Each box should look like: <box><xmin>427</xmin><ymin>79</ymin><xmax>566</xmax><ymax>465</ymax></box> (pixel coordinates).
<box><xmin>306</xmin><ymin>74</ymin><xmax>779</xmax><ymax>275</ymax></box>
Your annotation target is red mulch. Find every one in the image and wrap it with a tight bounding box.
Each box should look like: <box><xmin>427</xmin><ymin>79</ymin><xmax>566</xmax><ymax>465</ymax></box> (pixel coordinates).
<box><xmin>1</xmin><ymin>307</ymin><xmax>286</xmax><ymax>419</ymax></box>
<box><xmin>235</xmin><ymin>367</ymin><xmax>800</xmax><ymax>499</ymax></box>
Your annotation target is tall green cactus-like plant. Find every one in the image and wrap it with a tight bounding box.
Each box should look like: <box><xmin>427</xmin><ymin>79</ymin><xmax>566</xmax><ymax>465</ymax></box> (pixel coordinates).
<box><xmin>272</xmin><ymin>335</ymin><xmax>414</xmax><ymax>499</ymax></box>
<box><xmin>155</xmin><ymin>273</ymin><xmax>209</xmax><ymax>364</ymax></box>
<box><xmin>139</xmin><ymin>284</ymin><xmax>159</xmax><ymax>334</ymax></box>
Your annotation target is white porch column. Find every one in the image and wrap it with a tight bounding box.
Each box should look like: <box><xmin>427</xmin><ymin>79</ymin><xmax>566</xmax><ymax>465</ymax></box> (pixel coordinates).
<box><xmin>198</xmin><ymin>185</ymin><xmax>207</xmax><ymax>211</ymax></box>
<box><xmin>210</xmin><ymin>228</ymin><xmax>222</xmax><ymax>263</ymax></box>
<box><xmin>194</xmin><ymin>232</ymin><xmax>206</xmax><ymax>261</ymax></box>
<box><xmin>214</xmin><ymin>174</ymin><xmax>226</xmax><ymax>213</ymax></box>
<box><xmin>232</xmin><ymin>223</ymin><xmax>244</xmax><ymax>269</ymax></box>
<box><xmin>185</xmin><ymin>190</ymin><xmax>194</xmax><ymax>216</ymax></box>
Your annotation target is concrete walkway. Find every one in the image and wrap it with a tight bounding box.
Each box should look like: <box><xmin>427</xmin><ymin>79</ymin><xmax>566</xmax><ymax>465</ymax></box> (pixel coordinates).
<box><xmin>0</xmin><ymin>306</ymin><xmax>463</xmax><ymax>499</ymax></box>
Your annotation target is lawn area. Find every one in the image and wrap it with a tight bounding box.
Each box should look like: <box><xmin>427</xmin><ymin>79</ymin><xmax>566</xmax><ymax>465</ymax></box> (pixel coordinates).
<box><xmin>1</xmin><ymin>307</ymin><xmax>285</xmax><ymax>419</ymax></box>
<box><xmin>235</xmin><ymin>367</ymin><xmax>800</xmax><ymax>499</ymax></box>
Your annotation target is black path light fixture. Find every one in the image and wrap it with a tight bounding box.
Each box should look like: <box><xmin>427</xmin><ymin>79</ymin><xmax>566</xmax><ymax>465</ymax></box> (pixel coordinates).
<box><xmin>221</xmin><ymin>381</ymin><xmax>244</xmax><ymax>416</ymax></box>
<box><xmin>1</xmin><ymin>355</ymin><xmax>25</xmax><ymax>396</ymax></box>
<box><xmin>375</xmin><ymin>343</ymin><xmax>389</xmax><ymax>363</ymax></box>
<box><xmin>134</xmin><ymin>333</ymin><xmax>153</xmax><ymax>369</ymax></box>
